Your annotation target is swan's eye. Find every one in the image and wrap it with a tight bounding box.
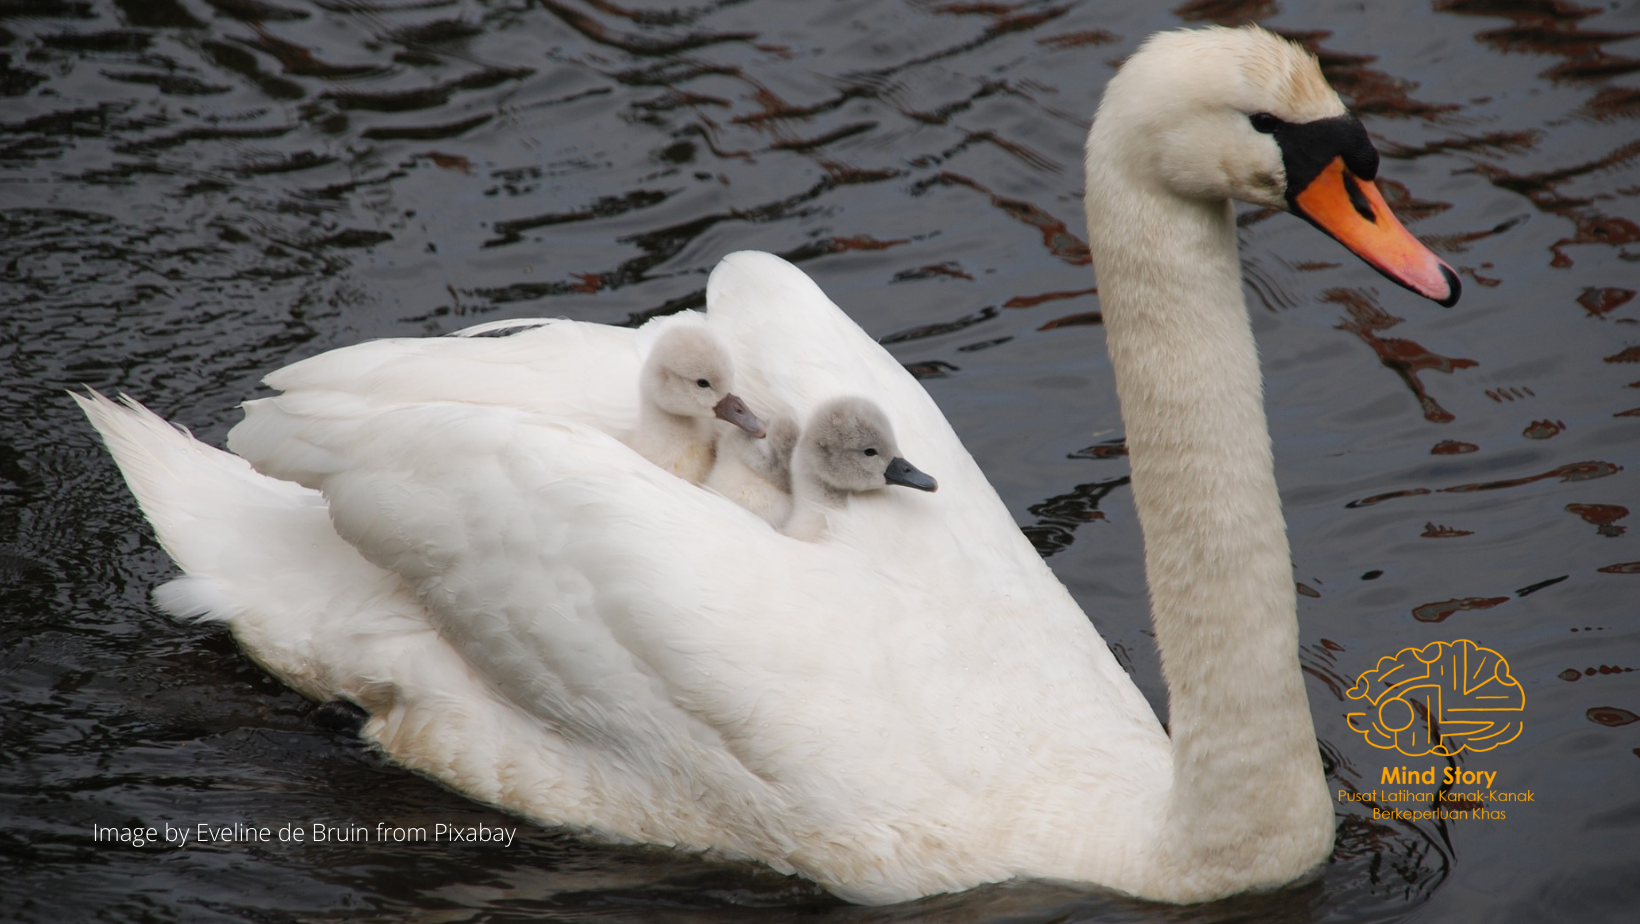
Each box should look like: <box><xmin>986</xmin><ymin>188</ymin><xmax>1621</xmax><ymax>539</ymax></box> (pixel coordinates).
<box><xmin>696</xmin><ymin>379</ymin><xmax>710</xmax><ymax>388</ymax></box>
<box><xmin>1249</xmin><ymin>112</ymin><xmax>1280</xmax><ymax>134</ymax></box>
<box><xmin>863</xmin><ymin>448</ymin><xmax>878</xmax><ymax>457</ymax></box>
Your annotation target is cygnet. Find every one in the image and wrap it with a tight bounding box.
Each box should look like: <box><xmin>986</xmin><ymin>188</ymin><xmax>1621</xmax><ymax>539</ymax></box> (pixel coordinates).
<box><xmin>707</xmin><ymin>412</ymin><xmax>800</xmax><ymax>527</ymax></box>
<box><xmin>625</xmin><ymin>325</ymin><xmax>764</xmax><ymax>483</ymax></box>
<box><xmin>782</xmin><ymin>396</ymin><xmax>937</xmax><ymax>540</ymax></box>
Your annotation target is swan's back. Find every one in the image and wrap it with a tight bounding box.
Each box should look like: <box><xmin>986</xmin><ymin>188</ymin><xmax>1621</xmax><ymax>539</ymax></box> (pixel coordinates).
<box><xmin>229</xmin><ymin>315</ymin><xmax>685</xmax><ymax>487</ymax></box>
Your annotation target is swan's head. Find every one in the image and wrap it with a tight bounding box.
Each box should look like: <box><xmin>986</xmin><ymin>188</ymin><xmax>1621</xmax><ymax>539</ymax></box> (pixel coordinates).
<box><xmin>799</xmin><ymin>397</ymin><xmax>938</xmax><ymax>497</ymax></box>
<box><xmin>1087</xmin><ymin>26</ymin><xmax>1458</xmax><ymax>306</ymax></box>
<box><xmin>642</xmin><ymin>326</ymin><xmax>765</xmax><ymax>436</ymax></box>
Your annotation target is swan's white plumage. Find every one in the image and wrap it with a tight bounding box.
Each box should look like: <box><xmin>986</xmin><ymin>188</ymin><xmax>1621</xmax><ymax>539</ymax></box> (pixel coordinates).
<box><xmin>229</xmin><ymin>314</ymin><xmax>655</xmax><ymax>487</ymax></box>
<box><xmin>73</xmin><ymin>25</ymin><xmax>1396</xmax><ymax>906</ymax></box>
<box><xmin>214</xmin><ymin>251</ymin><xmax>1171</xmax><ymax>900</ymax></box>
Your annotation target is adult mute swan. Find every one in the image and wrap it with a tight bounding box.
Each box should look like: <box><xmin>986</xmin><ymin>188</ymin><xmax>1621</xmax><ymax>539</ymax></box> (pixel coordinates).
<box><xmin>79</xmin><ymin>25</ymin><xmax>1458</xmax><ymax>906</ymax></box>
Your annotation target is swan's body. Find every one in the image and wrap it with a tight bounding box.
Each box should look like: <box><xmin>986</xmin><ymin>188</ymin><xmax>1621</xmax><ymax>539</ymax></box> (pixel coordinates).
<box><xmin>79</xmin><ymin>26</ymin><xmax>1456</xmax><ymax>906</ymax></box>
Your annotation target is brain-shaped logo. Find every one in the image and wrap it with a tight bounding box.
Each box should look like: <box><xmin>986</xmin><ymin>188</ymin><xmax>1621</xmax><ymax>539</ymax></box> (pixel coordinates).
<box><xmin>1345</xmin><ymin>640</ymin><xmax>1524</xmax><ymax>756</ymax></box>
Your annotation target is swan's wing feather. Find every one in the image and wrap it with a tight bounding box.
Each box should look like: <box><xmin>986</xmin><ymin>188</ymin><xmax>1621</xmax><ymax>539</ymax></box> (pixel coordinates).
<box><xmin>228</xmin><ymin>317</ymin><xmax>672</xmax><ymax>485</ymax></box>
<box><xmin>73</xmin><ymin>391</ymin><xmax>729</xmax><ymax>840</ymax></box>
<box><xmin>299</xmin><ymin>403</ymin><xmax>1158</xmax><ymax>886</ymax></box>
<box><xmin>308</xmin><ymin>405</ymin><xmax>907</xmax><ymax>786</ymax></box>
<box><xmin>258</xmin><ymin>318</ymin><xmax>645</xmax><ymax>409</ymax></box>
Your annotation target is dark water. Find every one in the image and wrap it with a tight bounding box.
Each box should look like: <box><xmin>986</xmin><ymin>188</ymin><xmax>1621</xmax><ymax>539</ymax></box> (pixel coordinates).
<box><xmin>4</xmin><ymin>0</ymin><xmax>1639</xmax><ymax>920</ymax></box>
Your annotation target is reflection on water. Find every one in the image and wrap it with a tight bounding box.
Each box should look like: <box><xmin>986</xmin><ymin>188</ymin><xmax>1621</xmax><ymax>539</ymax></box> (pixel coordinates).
<box><xmin>4</xmin><ymin>0</ymin><xmax>1639</xmax><ymax>921</ymax></box>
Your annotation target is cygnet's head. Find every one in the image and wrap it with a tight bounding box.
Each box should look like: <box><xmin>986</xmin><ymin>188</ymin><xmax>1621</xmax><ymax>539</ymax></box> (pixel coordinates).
<box><xmin>641</xmin><ymin>326</ymin><xmax>765</xmax><ymax>436</ymax></box>
<box><xmin>799</xmin><ymin>397</ymin><xmax>937</xmax><ymax>497</ymax></box>
<box><xmin>721</xmin><ymin>414</ymin><xmax>799</xmax><ymax>493</ymax></box>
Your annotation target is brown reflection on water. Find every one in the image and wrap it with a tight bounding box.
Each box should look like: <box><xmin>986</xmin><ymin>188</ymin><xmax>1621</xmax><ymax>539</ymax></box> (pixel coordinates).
<box><xmin>1035</xmin><ymin>29</ymin><xmax>1117</xmax><ymax>51</ymax></box>
<box><xmin>1301</xmin><ymin>638</ymin><xmax>1354</xmax><ymax>701</ymax></box>
<box><xmin>1438</xmin><ymin>0</ymin><xmax>1640</xmax><ymax>83</ymax></box>
<box><xmin>1283</xmin><ymin>31</ymin><xmax>1459</xmax><ymax>119</ymax></box>
<box><xmin>1442</xmin><ymin>460</ymin><xmax>1622</xmax><ymax>492</ymax></box>
<box><xmin>1422</xmin><ymin>523</ymin><xmax>1474</xmax><ymax>538</ymax></box>
<box><xmin>1005</xmin><ymin>287</ymin><xmax>1097</xmax><ymax>309</ymax></box>
<box><xmin>540</xmin><ymin>0</ymin><xmax>757</xmax><ymax>56</ymax></box>
<box><xmin>1485</xmin><ymin>386</ymin><xmax>1536</xmax><ymax>403</ymax></box>
<box><xmin>924</xmin><ymin>173</ymin><xmax>1090</xmax><ymax>264</ymax></box>
<box><xmin>1469</xmin><ymin>142</ymin><xmax>1640</xmax><ymax>267</ymax></box>
<box><xmin>1587</xmin><ymin>706</ymin><xmax>1640</xmax><ymax>727</ymax></box>
<box><xmin>1562</xmin><ymin>665</ymin><xmax>1637</xmax><ymax>682</ymax></box>
<box><xmin>1579</xmin><ymin>287</ymin><xmax>1635</xmax><ymax>319</ymax></box>
<box><xmin>1566</xmin><ymin>503</ymin><xmax>1628</xmax><ymax>536</ymax></box>
<box><xmin>1068</xmin><ymin>439</ymin><xmax>1127</xmax><ymax>460</ymax></box>
<box><xmin>1347</xmin><ymin>487</ymin><xmax>1433</xmax><ymax>509</ymax></box>
<box><xmin>1431</xmin><ymin>440</ymin><xmax>1479</xmax><ymax>454</ymax></box>
<box><xmin>1522</xmin><ymin>419</ymin><xmax>1565</xmax><ymax>439</ymax></box>
<box><xmin>1174</xmin><ymin>0</ymin><xmax>1277</xmax><ymax>27</ymax></box>
<box><xmin>1328</xmin><ymin>289</ymin><xmax>1478</xmax><ymax>423</ymax></box>
<box><xmin>1036</xmin><ymin>311</ymin><xmax>1102</xmax><ymax>331</ymax></box>
<box><xmin>1412</xmin><ymin>596</ymin><xmax>1510</xmax><ymax>623</ymax></box>
<box><xmin>1349</xmin><ymin>461</ymin><xmax>1624</xmax><ymax>508</ymax></box>
<box><xmin>242</xmin><ymin>26</ymin><xmax>385</xmax><ymax>80</ymax></box>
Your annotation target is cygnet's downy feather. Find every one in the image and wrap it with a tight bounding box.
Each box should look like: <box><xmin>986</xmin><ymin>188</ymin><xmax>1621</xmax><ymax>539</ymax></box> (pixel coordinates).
<box><xmin>625</xmin><ymin>324</ymin><xmax>765</xmax><ymax>484</ymax></box>
<box><xmin>782</xmin><ymin>396</ymin><xmax>937</xmax><ymax>540</ymax></box>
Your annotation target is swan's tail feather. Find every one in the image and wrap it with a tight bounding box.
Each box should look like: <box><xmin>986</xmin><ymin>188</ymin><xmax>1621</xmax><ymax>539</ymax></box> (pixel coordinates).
<box><xmin>73</xmin><ymin>389</ymin><xmax>412</xmax><ymax>701</ymax></box>
<box><xmin>74</xmin><ymin>390</ymin><xmax>324</xmax><ymax>581</ymax></box>
<box><xmin>72</xmin><ymin>391</ymin><xmax>637</xmax><ymax>824</ymax></box>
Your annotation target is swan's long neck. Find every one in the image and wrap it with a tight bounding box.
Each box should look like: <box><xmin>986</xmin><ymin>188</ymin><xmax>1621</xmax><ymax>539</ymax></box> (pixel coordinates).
<box><xmin>1086</xmin><ymin>148</ymin><xmax>1332</xmax><ymax>894</ymax></box>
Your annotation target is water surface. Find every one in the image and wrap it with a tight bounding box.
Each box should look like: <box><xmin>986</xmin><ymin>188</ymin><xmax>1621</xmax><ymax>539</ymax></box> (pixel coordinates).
<box><xmin>3</xmin><ymin>0</ymin><xmax>1638</xmax><ymax>921</ymax></box>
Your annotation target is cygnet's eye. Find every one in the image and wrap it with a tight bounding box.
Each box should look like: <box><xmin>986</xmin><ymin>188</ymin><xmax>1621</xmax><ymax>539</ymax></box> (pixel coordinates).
<box><xmin>695</xmin><ymin>378</ymin><xmax>710</xmax><ymax>388</ymax></box>
<box><xmin>863</xmin><ymin>448</ymin><xmax>878</xmax><ymax>457</ymax></box>
<box><xmin>1249</xmin><ymin>112</ymin><xmax>1280</xmax><ymax>134</ymax></box>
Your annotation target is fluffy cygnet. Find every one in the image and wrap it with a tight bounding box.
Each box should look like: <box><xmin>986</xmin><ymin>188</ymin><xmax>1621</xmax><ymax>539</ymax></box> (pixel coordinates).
<box><xmin>782</xmin><ymin>396</ymin><xmax>937</xmax><ymax>540</ymax></box>
<box><xmin>706</xmin><ymin>413</ymin><xmax>800</xmax><ymax>527</ymax></box>
<box><xmin>625</xmin><ymin>325</ymin><xmax>764</xmax><ymax>483</ymax></box>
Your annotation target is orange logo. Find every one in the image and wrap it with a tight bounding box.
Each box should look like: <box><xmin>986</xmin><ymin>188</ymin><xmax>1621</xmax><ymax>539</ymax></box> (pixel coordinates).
<box><xmin>1345</xmin><ymin>640</ymin><xmax>1524</xmax><ymax>756</ymax></box>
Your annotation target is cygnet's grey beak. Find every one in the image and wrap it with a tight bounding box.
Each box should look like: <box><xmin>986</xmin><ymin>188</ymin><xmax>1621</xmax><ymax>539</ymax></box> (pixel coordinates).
<box><xmin>884</xmin><ymin>457</ymin><xmax>938</xmax><ymax>492</ymax></box>
<box><xmin>714</xmin><ymin>394</ymin><xmax>765</xmax><ymax>438</ymax></box>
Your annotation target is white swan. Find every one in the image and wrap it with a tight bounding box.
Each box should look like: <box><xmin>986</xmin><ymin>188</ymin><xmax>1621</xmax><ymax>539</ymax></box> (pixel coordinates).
<box><xmin>77</xmin><ymin>25</ymin><xmax>1458</xmax><ymax>906</ymax></box>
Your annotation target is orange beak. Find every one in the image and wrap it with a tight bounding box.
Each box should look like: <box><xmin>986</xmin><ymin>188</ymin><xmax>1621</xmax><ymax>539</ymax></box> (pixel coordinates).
<box><xmin>1291</xmin><ymin>157</ymin><xmax>1460</xmax><ymax>307</ymax></box>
